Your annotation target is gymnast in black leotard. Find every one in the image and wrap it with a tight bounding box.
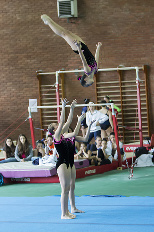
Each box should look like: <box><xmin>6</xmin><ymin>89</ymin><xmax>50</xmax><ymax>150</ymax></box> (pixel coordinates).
<box><xmin>49</xmin><ymin>99</ymin><xmax>94</xmax><ymax>219</ymax></box>
<box><xmin>41</xmin><ymin>14</ymin><xmax>102</xmax><ymax>87</ymax></box>
<box><xmin>54</xmin><ymin>135</ymin><xmax>75</xmax><ymax>170</ymax></box>
<box><xmin>54</xmin><ymin>135</ymin><xmax>70</xmax><ymax>170</ymax></box>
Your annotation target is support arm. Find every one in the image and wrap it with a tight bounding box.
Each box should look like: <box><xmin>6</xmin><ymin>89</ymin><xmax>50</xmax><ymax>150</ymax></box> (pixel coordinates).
<box><xmin>74</xmin><ymin>41</ymin><xmax>91</xmax><ymax>73</ymax></box>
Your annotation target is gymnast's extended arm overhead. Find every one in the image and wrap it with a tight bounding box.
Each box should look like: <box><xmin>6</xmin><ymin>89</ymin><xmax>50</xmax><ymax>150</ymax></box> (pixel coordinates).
<box><xmin>54</xmin><ymin>98</ymin><xmax>67</xmax><ymax>142</ymax></box>
<box><xmin>63</xmin><ymin>114</ymin><xmax>86</xmax><ymax>139</ymax></box>
<box><xmin>62</xmin><ymin>100</ymin><xmax>77</xmax><ymax>134</ymax></box>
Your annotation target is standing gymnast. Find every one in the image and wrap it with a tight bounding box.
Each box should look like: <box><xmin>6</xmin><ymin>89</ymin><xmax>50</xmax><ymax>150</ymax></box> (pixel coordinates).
<box><xmin>41</xmin><ymin>14</ymin><xmax>102</xmax><ymax>87</ymax></box>
<box><xmin>48</xmin><ymin>99</ymin><xmax>94</xmax><ymax>219</ymax></box>
<box><xmin>65</xmin><ymin>115</ymin><xmax>95</xmax><ymax>217</ymax></box>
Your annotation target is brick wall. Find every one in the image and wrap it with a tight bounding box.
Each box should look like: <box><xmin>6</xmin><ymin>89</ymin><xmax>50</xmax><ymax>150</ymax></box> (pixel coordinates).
<box><xmin>0</xmin><ymin>0</ymin><xmax>153</xmax><ymax>146</ymax></box>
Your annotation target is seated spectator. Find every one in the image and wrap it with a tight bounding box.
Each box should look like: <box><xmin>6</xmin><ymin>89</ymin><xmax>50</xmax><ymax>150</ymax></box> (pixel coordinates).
<box><xmin>44</xmin><ymin>135</ymin><xmax>55</xmax><ymax>156</ymax></box>
<box><xmin>97</xmin><ymin>138</ymin><xmax>112</xmax><ymax>165</ymax></box>
<box><xmin>42</xmin><ymin>135</ymin><xmax>57</xmax><ymax>164</ymax></box>
<box><xmin>86</xmin><ymin>102</ymin><xmax>102</xmax><ymax>144</ymax></box>
<box><xmin>0</xmin><ymin>137</ymin><xmax>17</xmax><ymax>163</ymax></box>
<box><xmin>33</xmin><ymin>137</ymin><xmax>57</xmax><ymax>165</ymax></box>
<box><xmin>74</xmin><ymin>143</ymin><xmax>89</xmax><ymax>159</ymax></box>
<box><xmin>87</xmin><ymin>136</ymin><xmax>102</xmax><ymax>165</ymax></box>
<box><xmin>99</xmin><ymin>100</ymin><xmax>113</xmax><ymax>139</ymax></box>
<box><xmin>88</xmin><ymin>136</ymin><xmax>102</xmax><ymax>156</ymax></box>
<box><xmin>33</xmin><ymin>140</ymin><xmax>45</xmax><ymax>158</ymax></box>
<box><xmin>75</xmin><ymin>143</ymin><xmax>97</xmax><ymax>166</ymax></box>
<box><xmin>15</xmin><ymin>134</ymin><xmax>33</xmax><ymax>162</ymax></box>
<box><xmin>107</xmin><ymin>132</ymin><xmax>126</xmax><ymax>161</ymax></box>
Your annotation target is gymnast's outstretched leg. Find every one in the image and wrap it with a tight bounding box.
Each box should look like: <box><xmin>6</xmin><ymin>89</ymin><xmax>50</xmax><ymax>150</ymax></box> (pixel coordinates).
<box><xmin>41</xmin><ymin>14</ymin><xmax>84</xmax><ymax>51</ymax></box>
<box><xmin>69</xmin><ymin>165</ymin><xmax>85</xmax><ymax>214</ymax></box>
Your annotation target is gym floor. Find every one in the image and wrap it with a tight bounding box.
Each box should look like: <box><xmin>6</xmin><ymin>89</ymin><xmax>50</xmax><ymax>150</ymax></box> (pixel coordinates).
<box><xmin>0</xmin><ymin>167</ymin><xmax>154</xmax><ymax>232</ymax></box>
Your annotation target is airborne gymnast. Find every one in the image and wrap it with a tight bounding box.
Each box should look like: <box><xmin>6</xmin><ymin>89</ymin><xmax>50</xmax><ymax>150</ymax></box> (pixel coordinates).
<box><xmin>41</xmin><ymin>14</ymin><xmax>102</xmax><ymax>87</ymax></box>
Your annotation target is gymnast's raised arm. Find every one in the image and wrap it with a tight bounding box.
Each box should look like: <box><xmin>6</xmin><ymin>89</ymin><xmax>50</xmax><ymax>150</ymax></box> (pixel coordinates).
<box><xmin>63</xmin><ymin>114</ymin><xmax>85</xmax><ymax>139</ymax></box>
<box><xmin>75</xmin><ymin>120</ymin><xmax>95</xmax><ymax>142</ymax></box>
<box><xmin>62</xmin><ymin>99</ymin><xmax>77</xmax><ymax>134</ymax></box>
<box><xmin>54</xmin><ymin>99</ymin><xmax>67</xmax><ymax>142</ymax></box>
<box><xmin>74</xmin><ymin>41</ymin><xmax>91</xmax><ymax>74</ymax></box>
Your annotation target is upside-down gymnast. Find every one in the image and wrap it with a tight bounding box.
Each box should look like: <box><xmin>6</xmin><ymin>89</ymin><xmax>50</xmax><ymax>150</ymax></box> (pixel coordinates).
<box><xmin>41</xmin><ymin>14</ymin><xmax>102</xmax><ymax>87</ymax></box>
<box><xmin>48</xmin><ymin>99</ymin><xmax>94</xmax><ymax>219</ymax></box>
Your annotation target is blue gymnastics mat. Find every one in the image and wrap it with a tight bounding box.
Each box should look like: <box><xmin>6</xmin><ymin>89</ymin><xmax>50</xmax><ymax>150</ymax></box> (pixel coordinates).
<box><xmin>0</xmin><ymin>196</ymin><xmax>154</xmax><ymax>232</ymax></box>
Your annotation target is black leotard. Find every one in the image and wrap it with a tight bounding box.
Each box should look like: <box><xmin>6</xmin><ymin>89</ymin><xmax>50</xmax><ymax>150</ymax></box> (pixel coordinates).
<box><xmin>66</xmin><ymin>137</ymin><xmax>75</xmax><ymax>168</ymax></box>
<box><xmin>54</xmin><ymin>135</ymin><xmax>69</xmax><ymax>169</ymax></box>
<box><xmin>53</xmin><ymin>135</ymin><xmax>75</xmax><ymax>169</ymax></box>
<box><xmin>73</xmin><ymin>42</ymin><xmax>96</xmax><ymax>67</ymax></box>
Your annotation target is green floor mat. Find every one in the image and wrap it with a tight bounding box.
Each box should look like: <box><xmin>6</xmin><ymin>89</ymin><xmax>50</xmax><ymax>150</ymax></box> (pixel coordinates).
<box><xmin>0</xmin><ymin>166</ymin><xmax>153</xmax><ymax>197</ymax></box>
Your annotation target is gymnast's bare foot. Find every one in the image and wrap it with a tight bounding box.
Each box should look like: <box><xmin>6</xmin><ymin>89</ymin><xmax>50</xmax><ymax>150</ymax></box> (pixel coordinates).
<box><xmin>61</xmin><ymin>211</ymin><xmax>76</xmax><ymax>219</ymax></box>
<box><xmin>67</xmin><ymin>210</ymin><xmax>76</xmax><ymax>218</ymax></box>
<box><xmin>41</xmin><ymin>14</ymin><xmax>51</xmax><ymax>25</ymax></box>
<box><xmin>61</xmin><ymin>214</ymin><xmax>73</xmax><ymax>220</ymax></box>
<box><xmin>71</xmin><ymin>208</ymin><xmax>85</xmax><ymax>213</ymax></box>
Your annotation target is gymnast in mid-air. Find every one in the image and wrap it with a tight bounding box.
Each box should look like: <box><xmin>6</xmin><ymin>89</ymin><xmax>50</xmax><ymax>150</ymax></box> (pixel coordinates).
<box><xmin>41</xmin><ymin>14</ymin><xmax>102</xmax><ymax>87</ymax></box>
